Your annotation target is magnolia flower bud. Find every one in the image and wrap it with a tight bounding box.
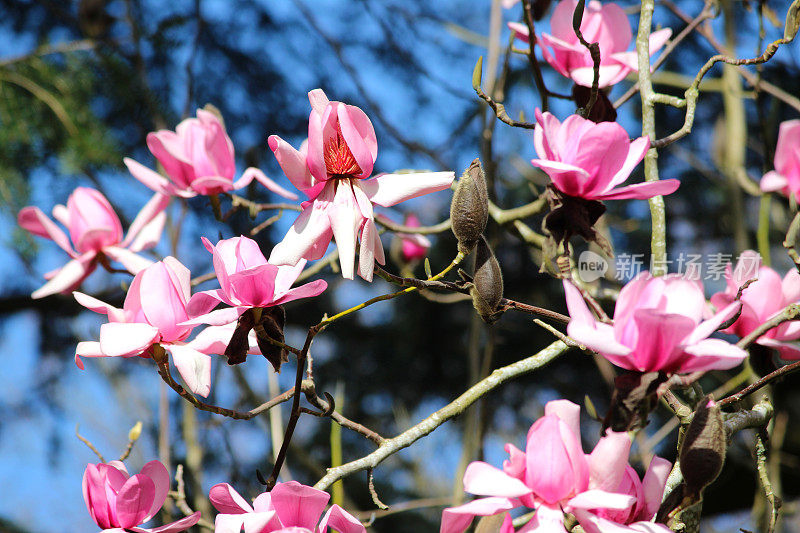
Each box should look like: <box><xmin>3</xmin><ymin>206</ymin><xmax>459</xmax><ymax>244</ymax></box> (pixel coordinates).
<box><xmin>471</xmin><ymin>236</ymin><xmax>504</xmax><ymax>323</ymax></box>
<box><xmin>680</xmin><ymin>396</ymin><xmax>726</xmax><ymax>498</ymax></box>
<box><xmin>450</xmin><ymin>158</ymin><xmax>489</xmax><ymax>254</ymax></box>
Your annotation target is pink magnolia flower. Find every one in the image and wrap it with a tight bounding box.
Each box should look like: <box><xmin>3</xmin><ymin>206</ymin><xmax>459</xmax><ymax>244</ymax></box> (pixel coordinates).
<box><xmin>760</xmin><ymin>120</ymin><xmax>800</xmax><ymax>198</ymax></box>
<box><xmin>710</xmin><ymin>250</ymin><xmax>800</xmax><ymax>359</ymax></box>
<box><xmin>124</xmin><ymin>109</ymin><xmax>297</xmax><ymax>199</ymax></box>
<box><xmin>509</xmin><ymin>0</ymin><xmax>672</xmax><ymax>88</ymax></box>
<box><xmin>532</xmin><ymin>110</ymin><xmax>680</xmax><ymax>201</ymax></box>
<box><xmin>441</xmin><ymin>400</ymin><xmax>667</xmax><ymax>533</ymax></box>
<box><xmin>18</xmin><ymin>187</ymin><xmax>168</xmax><ymax>299</ymax></box>
<box><xmin>209</xmin><ymin>480</ymin><xmax>365</xmax><ymax>533</ymax></box>
<box><xmin>83</xmin><ymin>460</ymin><xmax>200</xmax><ymax>533</ymax></box>
<box><xmin>267</xmin><ymin>89</ymin><xmax>454</xmax><ymax>281</ymax></box>
<box><xmin>74</xmin><ymin>257</ymin><xmax>214</xmax><ymax>397</ymax></box>
<box><xmin>573</xmin><ymin>457</ymin><xmax>672</xmax><ymax>533</ymax></box>
<box><xmin>183</xmin><ymin>236</ymin><xmax>327</xmax><ymax>326</ymax></box>
<box><xmin>564</xmin><ymin>273</ymin><xmax>748</xmax><ymax>374</ymax></box>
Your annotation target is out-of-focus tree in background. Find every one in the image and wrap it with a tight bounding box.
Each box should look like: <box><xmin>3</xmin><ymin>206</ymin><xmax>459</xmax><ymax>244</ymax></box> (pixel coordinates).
<box><xmin>2</xmin><ymin>0</ymin><xmax>800</xmax><ymax>531</ymax></box>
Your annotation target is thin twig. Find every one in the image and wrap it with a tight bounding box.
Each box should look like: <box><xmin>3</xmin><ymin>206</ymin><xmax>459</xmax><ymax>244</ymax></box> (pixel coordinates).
<box><xmin>314</xmin><ymin>340</ymin><xmax>570</xmax><ymax>490</ymax></box>
<box><xmin>76</xmin><ymin>425</ymin><xmax>106</xmax><ymax>463</ymax></box>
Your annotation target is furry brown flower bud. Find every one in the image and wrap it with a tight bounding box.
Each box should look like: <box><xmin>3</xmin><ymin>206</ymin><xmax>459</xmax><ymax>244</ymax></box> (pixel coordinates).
<box><xmin>471</xmin><ymin>236</ymin><xmax>504</xmax><ymax>323</ymax></box>
<box><xmin>680</xmin><ymin>395</ymin><xmax>726</xmax><ymax>498</ymax></box>
<box><xmin>450</xmin><ymin>158</ymin><xmax>489</xmax><ymax>254</ymax></box>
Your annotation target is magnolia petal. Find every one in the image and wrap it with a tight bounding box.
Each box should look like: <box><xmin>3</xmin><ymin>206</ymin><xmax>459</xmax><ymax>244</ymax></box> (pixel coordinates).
<box><xmin>99</xmin><ymin>322</ymin><xmax>160</xmax><ymax>357</ymax></box>
<box><xmin>761</xmin><ymin>170</ymin><xmax>789</xmax><ymax>193</ymax></box>
<box><xmin>462</xmin><ymin>461</ymin><xmax>532</xmax><ymax>497</ymax></box>
<box><xmin>166</xmin><ymin>344</ymin><xmax>212</xmax><ymax>397</ymax></box>
<box><xmin>268</xmin><ymin>135</ymin><xmax>315</xmax><ymax>193</ymax></box>
<box><xmin>139</xmin><ymin>460</ymin><xmax>170</xmax><ymax>522</ymax></box>
<box><xmin>182</xmin><ymin>306</ymin><xmax>248</xmax><ymax>327</ymax></box>
<box><xmin>74</xmin><ymin>291</ymin><xmax>126</xmax><ymax>322</ymax></box>
<box><xmin>361</xmin><ymin>171</ymin><xmax>455</xmax><ymax>207</ymax></box>
<box><xmin>115</xmin><ymin>474</ymin><xmax>156</xmax><ymax>528</ymax></box>
<box><xmin>145</xmin><ymin>512</ymin><xmax>202</xmax><ymax>533</ymax></box>
<box><xmin>682</xmin><ymin>301</ymin><xmax>741</xmax><ymax>346</ymax></box>
<box><xmin>31</xmin><ymin>254</ymin><xmax>97</xmax><ymax>299</ymax></box>
<box><xmin>319</xmin><ymin>504</ymin><xmax>367</xmax><ymax>533</ymax></box>
<box><xmin>270</xmin><ymin>480</ymin><xmax>330</xmax><ymax>530</ymax></box>
<box><xmin>606</xmin><ymin>137</ymin><xmax>650</xmax><ymax>190</ymax></box>
<box><xmin>213</xmin><ymin>514</ymin><xmax>246</xmax><ymax>533</ymax></box>
<box><xmin>568</xmin><ymin>489</ymin><xmax>636</xmax><ymax>511</ymax></box>
<box><xmin>641</xmin><ymin>456</ymin><xmax>672</xmax><ymax>520</ymax></box>
<box><xmin>18</xmin><ymin>205</ymin><xmax>77</xmax><ymax>256</ymax></box>
<box><xmin>209</xmin><ymin>483</ymin><xmax>254</xmax><ymax>514</ymax></box>
<box><xmin>676</xmin><ymin>338</ymin><xmax>747</xmax><ymax>373</ymax></box>
<box><xmin>124</xmin><ymin>158</ymin><xmax>182</xmax><ymax>197</ymax></box>
<box><xmin>75</xmin><ymin>341</ymin><xmax>106</xmax><ymax>369</ymax></box>
<box><xmin>238</xmin><ymin>167</ymin><xmax>299</xmax><ymax>200</ymax></box>
<box><xmin>272</xmin><ymin>279</ymin><xmax>328</xmax><ymax>306</ymax></box>
<box><xmin>439</xmin><ymin>497</ymin><xmax>517</xmax><ymax>533</ymax></box>
<box><xmin>521</xmin><ymin>504</ymin><xmax>566</xmax><ymax>533</ymax></box>
<box><xmin>103</xmin><ymin>247</ymin><xmax>154</xmax><ymax>275</ymax></box>
<box><xmin>269</xmin><ymin>201</ymin><xmax>334</xmax><ymax>266</ymax></box>
<box><xmin>595</xmin><ymin>179</ymin><xmax>680</xmax><ymax>201</ymax></box>
<box><xmin>329</xmin><ymin>199</ymin><xmax>361</xmax><ymax>281</ymax></box>
<box><xmin>544</xmin><ymin>400</ymin><xmax>581</xmax><ymax>442</ymax></box>
<box><xmin>122</xmin><ymin>193</ymin><xmax>170</xmax><ymax>249</ymax></box>
<box><xmin>588</xmin><ymin>431</ymin><xmax>632</xmax><ymax>492</ymax></box>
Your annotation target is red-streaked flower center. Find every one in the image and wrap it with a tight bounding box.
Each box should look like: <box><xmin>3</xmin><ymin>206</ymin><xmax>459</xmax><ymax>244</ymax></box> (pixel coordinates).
<box><xmin>324</xmin><ymin>127</ymin><xmax>362</xmax><ymax>178</ymax></box>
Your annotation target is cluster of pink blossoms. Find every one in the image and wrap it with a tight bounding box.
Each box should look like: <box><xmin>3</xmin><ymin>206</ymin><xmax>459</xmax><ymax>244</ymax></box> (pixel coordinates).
<box><xmin>82</xmin><ymin>460</ymin><xmax>365</xmax><ymax>533</ymax></box>
<box><xmin>442</xmin><ymin>400</ymin><xmax>671</xmax><ymax>533</ymax></box>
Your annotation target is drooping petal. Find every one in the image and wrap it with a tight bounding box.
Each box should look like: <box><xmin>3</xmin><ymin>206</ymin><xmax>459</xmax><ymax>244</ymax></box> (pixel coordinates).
<box><xmin>166</xmin><ymin>344</ymin><xmax>212</xmax><ymax>397</ymax></box>
<box><xmin>674</xmin><ymin>338</ymin><xmax>747</xmax><ymax>373</ymax></box>
<box><xmin>237</xmin><ymin>167</ymin><xmax>299</xmax><ymax>200</ymax></box>
<box><xmin>99</xmin><ymin>322</ymin><xmax>160</xmax><ymax>357</ymax></box>
<box><xmin>271</xmin><ymin>280</ymin><xmax>328</xmax><ymax>306</ymax></box>
<box><xmin>595</xmin><ymin>179</ymin><xmax>680</xmax><ymax>201</ymax></box>
<box><xmin>439</xmin><ymin>497</ymin><xmax>517</xmax><ymax>533</ymax></box>
<box><xmin>361</xmin><ymin>171</ymin><xmax>455</xmax><ymax>207</ymax></box>
<box><xmin>462</xmin><ymin>461</ymin><xmax>532</xmax><ymax>498</ymax></box>
<box><xmin>567</xmin><ymin>489</ymin><xmax>636</xmax><ymax>511</ymax></box>
<box><xmin>268</xmin><ymin>135</ymin><xmax>315</xmax><ymax>193</ymax></box>
<box><xmin>124</xmin><ymin>158</ymin><xmax>186</xmax><ymax>197</ymax></box>
<box><xmin>31</xmin><ymin>253</ymin><xmax>97</xmax><ymax>299</ymax></box>
<box><xmin>103</xmin><ymin>247</ymin><xmax>154</xmax><ymax>275</ymax></box>
<box><xmin>329</xmin><ymin>188</ymin><xmax>362</xmax><ymax>280</ymax></box>
<box><xmin>269</xmin><ymin>198</ymin><xmax>334</xmax><ymax>266</ymax></box>
<box><xmin>75</xmin><ymin>341</ymin><xmax>107</xmax><ymax>369</ymax></box>
<box><xmin>122</xmin><ymin>193</ymin><xmax>171</xmax><ymax>249</ymax></box>
<box><xmin>145</xmin><ymin>512</ymin><xmax>202</xmax><ymax>533</ymax></box>
<box><xmin>74</xmin><ymin>292</ymin><xmax>126</xmax><ymax>322</ymax></box>
<box><xmin>760</xmin><ymin>170</ymin><xmax>789</xmax><ymax>193</ymax></box>
<box><xmin>18</xmin><ymin>206</ymin><xmax>77</xmax><ymax>256</ymax></box>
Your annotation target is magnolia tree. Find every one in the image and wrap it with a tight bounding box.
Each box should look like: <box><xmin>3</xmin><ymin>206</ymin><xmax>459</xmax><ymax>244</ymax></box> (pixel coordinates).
<box><xmin>11</xmin><ymin>0</ymin><xmax>800</xmax><ymax>532</ymax></box>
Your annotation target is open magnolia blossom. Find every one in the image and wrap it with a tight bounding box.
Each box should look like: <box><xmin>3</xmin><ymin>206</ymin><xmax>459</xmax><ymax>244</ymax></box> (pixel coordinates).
<box><xmin>532</xmin><ymin>110</ymin><xmax>680</xmax><ymax>201</ymax></box>
<box><xmin>73</xmin><ymin>257</ymin><xmax>214</xmax><ymax>397</ymax></box>
<box><xmin>760</xmin><ymin>120</ymin><xmax>800</xmax><ymax>199</ymax></box>
<box><xmin>267</xmin><ymin>88</ymin><xmax>454</xmax><ymax>281</ymax></box>
<box><xmin>509</xmin><ymin>0</ymin><xmax>671</xmax><ymax>87</ymax></box>
<box><xmin>711</xmin><ymin>250</ymin><xmax>800</xmax><ymax>359</ymax></box>
<box><xmin>441</xmin><ymin>400</ymin><xmax>671</xmax><ymax>533</ymax></box>
<box><xmin>83</xmin><ymin>460</ymin><xmax>200</xmax><ymax>533</ymax></box>
<box><xmin>18</xmin><ymin>187</ymin><xmax>168</xmax><ymax>299</ymax></box>
<box><xmin>124</xmin><ymin>109</ymin><xmax>297</xmax><ymax>199</ymax></box>
<box><xmin>209</xmin><ymin>480</ymin><xmax>365</xmax><ymax>533</ymax></box>
<box><xmin>564</xmin><ymin>274</ymin><xmax>748</xmax><ymax>374</ymax></box>
<box><xmin>183</xmin><ymin>236</ymin><xmax>327</xmax><ymax>326</ymax></box>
